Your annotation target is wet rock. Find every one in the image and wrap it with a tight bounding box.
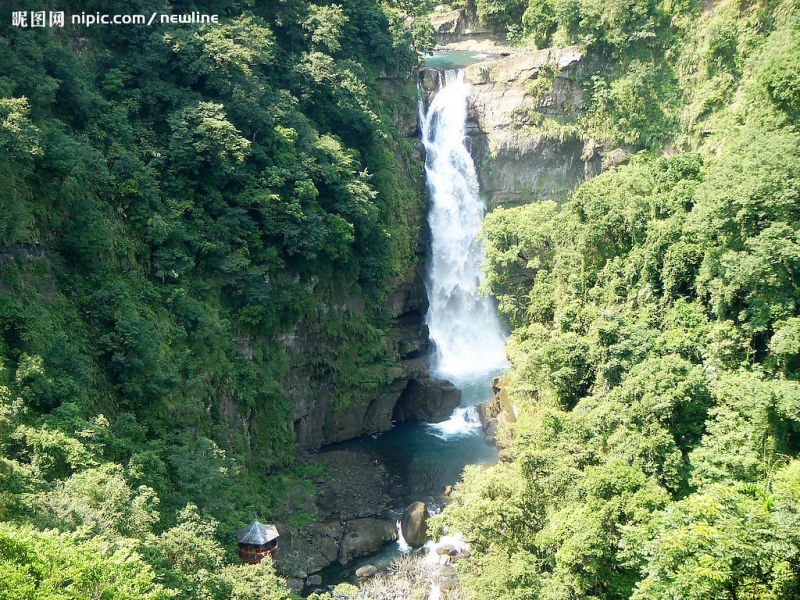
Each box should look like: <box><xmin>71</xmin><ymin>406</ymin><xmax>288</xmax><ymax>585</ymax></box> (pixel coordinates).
<box><xmin>306</xmin><ymin>574</ymin><xmax>323</xmax><ymax>586</ymax></box>
<box><xmin>339</xmin><ymin>518</ymin><xmax>397</xmax><ymax>564</ymax></box>
<box><xmin>355</xmin><ymin>564</ymin><xmax>378</xmax><ymax>578</ymax></box>
<box><xmin>274</xmin><ymin>507</ymin><xmax>342</xmax><ymax>575</ymax></box>
<box><xmin>286</xmin><ymin>578</ymin><xmax>304</xmax><ymax>593</ymax></box>
<box><xmin>385</xmin><ymin>268</ymin><xmax>429</xmax><ymax>320</ymax></box>
<box><xmin>401</xmin><ymin>501</ymin><xmax>429</xmax><ymax>547</ymax></box>
<box><xmin>394</xmin><ymin>317</ymin><xmax>430</xmax><ymax>360</ymax></box>
<box><xmin>393</xmin><ymin>378</ymin><xmax>461</xmax><ymax>423</ymax></box>
<box><xmin>436</xmin><ymin>544</ymin><xmax>455</xmax><ymax>556</ymax></box>
<box><xmin>420</xmin><ymin>68</ymin><xmax>442</xmax><ymax>95</ymax></box>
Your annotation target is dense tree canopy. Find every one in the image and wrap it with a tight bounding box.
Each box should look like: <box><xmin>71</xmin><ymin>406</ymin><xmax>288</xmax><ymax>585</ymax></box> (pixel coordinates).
<box><xmin>2</xmin><ymin>0</ymin><xmax>799</xmax><ymax>597</ymax></box>
<box><xmin>0</xmin><ymin>1</ymin><xmax>430</xmax><ymax>597</ymax></box>
<box><xmin>433</xmin><ymin>0</ymin><xmax>800</xmax><ymax>598</ymax></box>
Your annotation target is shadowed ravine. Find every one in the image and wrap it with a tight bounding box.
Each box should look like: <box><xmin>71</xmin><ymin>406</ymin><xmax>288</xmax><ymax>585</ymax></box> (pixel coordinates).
<box><xmin>319</xmin><ymin>64</ymin><xmax>506</xmax><ymax>587</ymax></box>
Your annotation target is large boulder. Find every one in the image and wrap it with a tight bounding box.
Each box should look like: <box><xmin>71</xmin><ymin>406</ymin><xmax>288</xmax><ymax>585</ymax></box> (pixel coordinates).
<box><xmin>393</xmin><ymin>378</ymin><xmax>461</xmax><ymax>423</ymax></box>
<box><xmin>355</xmin><ymin>564</ymin><xmax>378</xmax><ymax>578</ymax></box>
<box><xmin>400</xmin><ymin>501</ymin><xmax>429</xmax><ymax>547</ymax></box>
<box><xmin>338</xmin><ymin>518</ymin><xmax>397</xmax><ymax>564</ymax></box>
<box><xmin>286</xmin><ymin>579</ymin><xmax>304</xmax><ymax>594</ymax></box>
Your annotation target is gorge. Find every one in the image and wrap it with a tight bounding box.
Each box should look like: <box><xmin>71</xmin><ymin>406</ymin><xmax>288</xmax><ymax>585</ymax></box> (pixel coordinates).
<box><xmin>3</xmin><ymin>1</ymin><xmax>800</xmax><ymax>599</ymax></box>
<box><xmin>279</xmin><ymin>59</ymin><xmax>514</xmax><ymax>592</ymax></box>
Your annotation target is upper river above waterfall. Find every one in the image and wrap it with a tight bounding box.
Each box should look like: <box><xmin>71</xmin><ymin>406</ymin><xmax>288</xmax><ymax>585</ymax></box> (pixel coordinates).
<box><xmin>422</xmin><ymin>51</ymin><xmax>493</xmax><ymax>70</ymax></box>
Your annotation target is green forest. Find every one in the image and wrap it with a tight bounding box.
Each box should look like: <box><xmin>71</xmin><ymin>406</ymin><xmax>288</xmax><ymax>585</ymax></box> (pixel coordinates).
<box><xmin>433</xmin><ymin>0</ymin><xmax>800</xmax><ymax>599</ymax></box>
<box><xmin>1</xmin><ymin>0</ymin><xmax>799</xmax><ymax>598</ymax></box>
<box><xmin>0</xmin><ymin>1</ymin><xmax>430</xmax><ymax>597</ymax></box>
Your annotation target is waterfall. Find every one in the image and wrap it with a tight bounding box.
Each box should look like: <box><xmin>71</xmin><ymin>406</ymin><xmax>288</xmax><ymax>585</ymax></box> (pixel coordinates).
<box><xmin>420</xmin><ymin>70</ymin><xmax>507</xmax><ymax>383</ymax></box>
<box><xmin>426</xmin><ymin>406</ymin><xmax>481</xmax><ymax>439</ymax></box>
<box><xmin>396</xmin><ymin>520</ymin><xmax>412</xmax><ymax>553</ymax></box>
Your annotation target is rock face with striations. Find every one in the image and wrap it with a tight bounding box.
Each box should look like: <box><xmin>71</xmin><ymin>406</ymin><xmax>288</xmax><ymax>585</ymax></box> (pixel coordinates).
<box><xmin>460</xmin><ymin>47</ymin><xmax>613</xmax><ymax>205</ymax></box>
<box><xmin>430</xmin><ymin>8</ymin><xmax>504</xmax><ymax>50</ymax></box>
<box><xmin>431</xmin><ymin>8</ymin><xmax>469</xmax><ymax>42</ymax></box>
<box><xmin>479</xmin><ymin>375</ymin><xmax>517</xmax><ymax>447</ymax></box>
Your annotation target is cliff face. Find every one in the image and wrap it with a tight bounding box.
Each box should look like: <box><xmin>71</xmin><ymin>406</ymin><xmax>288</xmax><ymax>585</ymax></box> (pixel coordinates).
<box><xmin>283</xmin><ymin>268</ymin><xmax>433</xmax><ymax>449</ymax></box>
<box><xmin>466</xmin><ymin>47</ymin><xmax>610</xmax><ymax>205</ymax></box>
<box><xmin>464</xmin><ymin>47</ymin><xmax>598</xmax><ymax>205</ymax></box>
<box><xmin>430</xmin><ymin>8</ymin><xmax>504</xmax><ymax>50</ymax></box>
<box><xmin>420</xmin><ymin>46</ymin><xmax>621</xmax><ymax>206</ymax></box>
<box><xmin>278</xmin><ymin>78</ymin><xmax>453</xmax><ymax>451</ymax></box>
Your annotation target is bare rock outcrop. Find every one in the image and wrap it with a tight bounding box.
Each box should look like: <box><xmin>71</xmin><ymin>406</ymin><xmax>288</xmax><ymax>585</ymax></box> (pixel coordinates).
<box><xmin>431</xmin><ymin>8</ymin><xmax>498</xmax><ymax>47</ymax></box>
<box><xmin>479</xmin><ymin>375</ymin><xmax>517</xmax><ymax>446</ymax></box>
<box><xmin>461</xmin><ymin>46</ymin><xmax>608</xmax><ymax>205</ymax></box>
<box><xmin>275</xmin><ymin>448</ymin><xmax>399</xmax><ymax>576</ymax></box>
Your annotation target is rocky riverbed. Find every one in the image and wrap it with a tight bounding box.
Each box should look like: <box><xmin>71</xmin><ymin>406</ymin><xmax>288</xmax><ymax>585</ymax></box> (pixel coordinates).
<box><xmin>275</xmin><ymin>448</ymin><xmax>400</xmax><ymax>588</ymax></box>
<box><xmin>275</xmin><ymin>376</ymin><xmax>500</xmax><ymax>594</ymax></box>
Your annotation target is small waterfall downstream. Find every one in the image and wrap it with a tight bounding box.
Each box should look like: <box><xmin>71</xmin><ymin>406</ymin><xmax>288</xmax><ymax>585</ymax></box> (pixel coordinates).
<box><xmin>420</xmin><ymin>70</ymin><xmax>507</xmax><ymax>383</ymax></box>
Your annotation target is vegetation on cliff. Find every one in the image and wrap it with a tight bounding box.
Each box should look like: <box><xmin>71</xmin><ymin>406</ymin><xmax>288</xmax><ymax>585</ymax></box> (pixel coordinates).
<box><xmin>434</xmin><ymin>0</ymin><xmax>800</xmax><ymax>598</ymax></box>
<box><xmin>0</xmin><ymin>1</ymin><xmax>430</xmax><ymax>597</ymax></box>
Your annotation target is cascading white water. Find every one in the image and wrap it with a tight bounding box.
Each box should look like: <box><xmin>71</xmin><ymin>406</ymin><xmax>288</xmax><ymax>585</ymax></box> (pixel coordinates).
<box><xmin>396</xmin><ymin>520</ymin><xmax>412</xmax><ymax>553</ymax></box>
<box><xmin>426</xmin><ymin>406</ymin><xmax>481</xmax><ymax>439</ymax></box>
<box><xmin>420</xmin><ymin>70</ymin><xmax>507</xmax><ymax>383</ymax></box>
<box><xmin>390</xmin><ymin>68</ymin><xmax>503</xmax><ymax>563</ymax></box>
